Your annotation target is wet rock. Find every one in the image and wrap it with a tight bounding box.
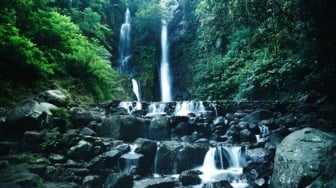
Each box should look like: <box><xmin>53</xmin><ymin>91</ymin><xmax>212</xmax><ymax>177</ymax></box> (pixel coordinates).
<box><xmin>103</xmin><ymin>173</ymin><xmax>133</xmax><ymax>188</ymax></box>
<box><xmin>174</xmin><ymin>122</ymin><xmax>192</xmax><ymax>135</ymax></box>
<box><xmin>270</xmin><ymin>128</ymin><xmax>336</xmax><ymax>187</ymax></box>
<box><xmin>0</xmin><ymin>164</ymin><xmax>43</xmax><ymax>187</ymax></box>
<box><xmin>79</xmin><ymin>127</ymin><xmax>97</xmax><ymax>136</ymax></box>
<box><xmin>243</xmin><ymin>109</ymin><xmax>273</xmax><ymax>124</ymax></box>
<box><xmin>149</xmin><ymin>115</ymin><xmax>170</xmax><ymax>140</ymax></box>
<box><xmin>239</xmin><ymin>129</ymin><xmax>256</xmax><ymax>142</ymax></box>
<box><xmin>201</xmin><ymin>180</ymin><xmax>233</xmax><ymax>188</ymax></box>
<box><xmin>67</xmin><ymin>140</ymin><xmax>94</xmax><ymax>161</ymax></box>
<box><xmin>82</xmin><ymin>175</ymin><xmax>104</xmax><ymax>188</ymax></box>
<box><xmin>70</xmin><ymin>107</ymin><xmax>103</xmax><ymax>127</ymax></box>
<box><xmin>134</xmin><ymin>138</ymin><xmax>157</xmax><ymax>175</ymax></box>
<box><xmin>155</xmin><ymin>141</ymin><xmax>208</xmax><ymax>174</ymax></box>
<box><xmin>37</xmin><ymin>89</ymin><xmax>69</xmax><ymax>107</ymax></box>
<box><xmin>99</xmin><ymin>115</ymin><xmax>148</xmax><ymax>142</ymax></box>
<box><xmin>86</xmin><ymin>149</ymin><xmax>121</xmax><ymax>170</ymax></box>
<box><xmin>5</xmin><ymin>100</ymin><xmax>56</xmax><ymax>130</ymax></box>
<box><xmin>43</xmin><ymin>182</ymin><xmax>80</xmax><ymax>188</ymax></box>
<box><xmin>49</xmin><ymin>153</ymin><xmax>67</xmax><ymax>163</ymax></box>
<box><xmin>246</xmin><ymin>148</ymin><xmax>270</xmax><ymax>163</ymax></box>
<box><xmin>133</xmin><ymin>176</ymin><xmax>176</xmax><ymax>188</ymax></box>
<box><xmin>179</xmin><ymin>170</ymin><xmax>202</xmax><ymax>186</ymax></box>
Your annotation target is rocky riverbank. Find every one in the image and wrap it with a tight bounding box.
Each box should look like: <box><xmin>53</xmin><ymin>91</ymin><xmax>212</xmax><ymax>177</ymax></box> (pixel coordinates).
<box><xmin>0</xmin><ymin>90</ymin><xmax>335</xmax><ymax>187</ymax></box>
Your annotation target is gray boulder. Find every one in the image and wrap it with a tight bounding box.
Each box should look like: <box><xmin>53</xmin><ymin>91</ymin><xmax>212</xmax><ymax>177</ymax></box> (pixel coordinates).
<box><xmin>99</xmin><ymin>115</ymin><xmax>148</xmax><ymax>142</ymax></box>
<box><xmin>149</xmin><ymin>115</ymin><xmax>170</xmax><ymax>140</ymax></box>
<box><xmin>103</xmin><ymin>173</ymin><xmax>133</xmax><ymax>188</ymax></box>
<box><xmin>67</xmin><ymin>140</ymin><xmax>94</xmax><ymax>161</ymax></box>
<box><xmin>5</xmin><ymin>100</ymin><xmax>56</xmax><ymax>130</ymax></box>
<box><xmin>38</xmin><ymin>89</ymin><xmax>69</xmax><ymax>107</ymax></box>
<box><xmin>270</xmin><ymin>128</ymin><xmax>336</xmax><ymax>187</ymax></box>
<box><xmin>155</xmin><ymin>141</ymin><xmax>208</xmax><ymax>174</ymax></box>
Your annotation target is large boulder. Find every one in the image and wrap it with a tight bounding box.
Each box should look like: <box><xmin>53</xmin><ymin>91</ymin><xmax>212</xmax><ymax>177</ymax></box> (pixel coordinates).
<box><xmin>155</xmin><ymin>141</ymin><xmax>208</xmax><ymax>174</ymax></box>
<box><xmin>134</xmin><ymin>138</ymin><xmax>157</xmax><ymax>175</ymax></box>
<box><xmin>67</xmin><ymin>140</ymin><xmax>94</xmax><ymax>161</ymax></box>
<box><xmin>149</xmin><ymin>115</ymin><xmax>170</xmax><ymax>140</ymax></box>
<box><xmin>99</xmin><ymin>115</ymin><xmax>148</xmax><ymax>142</ymax></box>
<box><xmin>37</xmin><ymin>89</ymin><xmax>69</xmax><ymax>107</ymax></box>
<box><xmin>70</xmin><ymin>107</ymin><xmax>104</xmax><ymax>127</ymax></box>
<box><xmin>5</xmin><ymin>100</ymin><xmax>57</xmax><ymax>130</ymax></box>
<box><xmin>270</xmin><ymin>128</ymin><xmax>336</xmax><ymax>187</ymax></box>
<box><xmin>103</xmin><ymin>173</ymin><xmax>133</xmax><ymax>188</ymax></box>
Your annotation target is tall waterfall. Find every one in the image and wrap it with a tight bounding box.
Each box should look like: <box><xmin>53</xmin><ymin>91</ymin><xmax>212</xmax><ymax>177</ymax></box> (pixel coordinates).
<box><xmin>118</xmin><ymin>8</ymin><xmax>142</xmax><ymax>103</ymax></box>
<box><xmin>160</xmin><ymin>20</ymin><xmax>172</xmax><ymax>102</ymax></box>
<box><xmin>118</xmin><ymin>8</ymin><xmax>131</xmax><ymax>74</ymax></box>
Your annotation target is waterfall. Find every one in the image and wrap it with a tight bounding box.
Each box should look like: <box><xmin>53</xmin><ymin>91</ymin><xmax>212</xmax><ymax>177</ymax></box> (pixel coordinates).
<box><xmin>198</xmin><ymin>146</ymin><xmax>247</xmax><ymax>186</ymax></box>
<box><xmin>118</xmin><ymin>8</ymin><xmax>132</xmax><ymax>74</ymax></box>
<box><xmin>146</xmin><ymin>102</ymin><xmax>166</xmax><ymax>117</ymax></box>
<box><xmin>160</xmin><ymin>19</ymin><xmax>172</xmax><ymax>102</ymax></box>
<box><xmin>174</xmin><ymin>101</ymin><xmax>206</xmax><ymax>116</ymax></box>
<box><xmin>118</xmin><ymin>101</ymin><xmax>142</xmax><ymax>115</ymax></box>
<box><xmin>120</xmin><ymin>144</ymin><xmax>143</xmax><ymax>174</ymax></box>
<box><xmin>132</xmin><ymin>78</ymin><xmax>141</xmax><ymax>102</ymax></box>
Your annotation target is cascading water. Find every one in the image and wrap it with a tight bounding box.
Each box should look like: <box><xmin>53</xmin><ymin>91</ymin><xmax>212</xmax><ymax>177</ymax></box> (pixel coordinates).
<box><xmin>117</xmin><ymin>8</ymin><xmax>142</xmax><ymax>103</ymax></box>
<box><xmin>160</xmin><ymin>19</ymin><xmax>172</xmax><ymax>102</ymax></box>
<box><xmin>132</xmin><ymin>78</ymin><xmax>141</xmax><ymax>102</ymax></box>
<box><xmin>198</xmin><ymin>146</ymin><xmax>248</xmax><ymax>187</ymax></box>
<box><xmin>146</xmin><ymin>102</ymin><xmax>166</xmax><ymax>117</ymax></box>
<box><xmin>118</xmin><ymin>101</ymin><xmax>142</xmax><ymax>115</ymax></box>
<box><xmin>118</xmin><ymin>8</ymin><xmax>132</xmax><ymax>74</ymax></box>
<box><xmin>119</xmin><ymin>144</ymin><xmax>143</xmax><ymax>174</ymax></box>
<box><xmin>174</xmin><ymin>101</ymin><xmax>206</xmax><ymax>116</ymax></box>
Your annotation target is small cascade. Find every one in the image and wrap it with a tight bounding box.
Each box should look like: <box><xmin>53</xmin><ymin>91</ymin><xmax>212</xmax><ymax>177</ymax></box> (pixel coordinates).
<box><xmin>131</xmin><ymin>78</ymin><xmax>142</xmax><ymax>102</ymax></box>
<box><xmin>174</xmin><ymin>101</ymin><xmax>206</xmax><ymax>116</ymax></box>
<box><xmin>153</xmin><ymin>143</ymin><xmax>161</xmax><ymax>177</ymax></box>
<box><xmin>256</xmin><ymin>124</ymin><xmax>269</xmax><ymax>142</ymax></box>
<box><xmin>118</xmin><ymin>8</ymin><xmax>132</xmax><ymax>74</ymax></box>
<box><xmin>146</xmin><ymin>102</ymin><xmax>166</xmax><ymax>117</ymax></box>
<box><xmin>210</xmin><ymin>102</ymin><xmax>218</xmax><ymax>117</ymax></box>
<box><xmin>198</xmin><ymin>146</ymin><xmax>248</xmax><ymax>187</ymax></box>
<box><xmin>160</xmin><ymin>19</ymin><xmax>172</xmax><ymax>102</ymax></box>
<box><xmin>118</xmin><ymin>101</ymin><xmax>142</xmax><ymax>115</ymax></box>
<box><xmin>120</xmin><ymin>144</ymin><xmax>143</xmax><ymax>174</ymax></box>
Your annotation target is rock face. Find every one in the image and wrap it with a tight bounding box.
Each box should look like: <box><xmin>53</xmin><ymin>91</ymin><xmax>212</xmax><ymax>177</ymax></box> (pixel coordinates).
<box><xmin>99</xmin><ymin>115</ymin><xmax>148</xmax><ymax>142</ymax></box>
<box><xmin>270</xmin><ymin>128</ymin><xmax>336</xmax><ymax>187</ymax></box>
<box><xmin>149</xmin><ymin>115</ymin><xmax>170</xmax><ymax>140</ymax></box>
<box><xmin>5</xmin><ymin>100</ymin><xmax>57</xmax><ymax>130</ymax></box>
<box><xmin>38</xmin><ymin>89</ymin><xmax>69</xmax><ymax>107</ymax></box>
<box><xmin>155</xmin><ymin>141</ymin><xmax>208</xmax><ymax>174</ymax></box>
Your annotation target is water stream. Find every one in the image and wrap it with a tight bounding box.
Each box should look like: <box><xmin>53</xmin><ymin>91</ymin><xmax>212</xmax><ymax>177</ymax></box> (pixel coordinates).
<box><xmin>160</xmin><ymin>19</ymin><xmax>172</xmax><ymax>102</ymax></box>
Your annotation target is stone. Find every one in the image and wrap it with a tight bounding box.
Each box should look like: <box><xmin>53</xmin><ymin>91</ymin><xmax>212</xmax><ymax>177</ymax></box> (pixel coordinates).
<box><xmin>38</xmin><ymin>89</ymin><xmax>68</xmax><ymax>107</ymax></box>
<box><xmin>5</xmin><ymin>100</ymin><xmax>56</xmax><ymax>130</ymax></box>
<box><xmin>149</xmin><ymin>115</ymin><xmax>170</xmax><ymax>140</ymax></box>
<box><xmin>86</xmin><ymin>149</ymin><xmax>121</xmax><ymax>170</ymax></box>
<box><xmin>270</xmin><ymin>128</ymin><xmax>336</xmax><ymax>187</ymax></box>
<box><xmin>246</xmin><ymin>148</ymin><xmax>270</xmax><ymax>163</ymax></box>
<box><xmin>70</xmin><ymin>107</ymin><xmax>95</xmax><ymax>127</ymax></box>
<box><xmin>134</xmin><ymin>138</ymin><xmax>157</xmax><ymax>175</ymax></box>
<box><xmin>103</xmin><ymin>173</ymin><xmax>133</xmax><ymax>188</ymax></box>
<box><xmin>0</xmin><ymin>164</ymin><xmax>43</xmax><ymax>187</ymax></box>
<box><xmin>49</xmin><ymin>153</ymin><xmax>67</xmax><ymax>163</ymax></box>
<box><xmin>43</xmin><ymin>182</ymin><xmax>80</xmax><ymax>188</ymax></box>
<box><xmin>82</xmin><ymin>175</ymin><xmax>104</xmax><ymax>188</ymax></box>
<box><xmin>99</xmin><ymin>115</ymin><xmax>148</xmax><ymax>142</ymax></box>
<box><xmin>154</xmin><ymin>141</ymin><xmax>208</xmax><ymax>174</ymax></box>
<box><xmin>133</xmin><ymin>177</ymin><xmax>176</xmax><ymax>188</ymax></box>
<box><xmin>79</xmin><ymin>127</ymin><xmax>97</xmax><ymax>136</ymax></box>
<box><xmin>243</xmin><ymin>109</ymin><xmax>273</xmax><ymax>124</ymax></box>
<box><xmin>239</xmin><ymin>129</ymin><xmax>256</xmax><ymax>142</ymax></box>
<box><xmin>175</xmin><ymin>122</ymin><xmax>192</xmax><ymax>135</ymax></box>
<box><xmin>67</xmin><ymin>140</ymin><xmax>94</xmax><ymax>161</ymax></box>
<box><xmin>179</xmin><ymin>170</ymin><xmax>202</xmax><ymax>186</ymax></box>
<box><xmin>202</xmin><ymin>180</ymin><xmax>233</xmax><ymax>188</ymax></box>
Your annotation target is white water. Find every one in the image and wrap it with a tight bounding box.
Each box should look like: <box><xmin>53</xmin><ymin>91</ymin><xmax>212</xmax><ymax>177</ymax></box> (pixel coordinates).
<box><xmin>174</xmin><ymin>101</ymin><xmax>206</xmax><ymax>116</ymax></box>
<box><xmin>118</xmin><ymin>101</ymin><xmax>142</xmax><ymax>115</ymax></box>
<box><xmin>198</xmin><ymin>146</ymin><xmax>248</xmax><ymax>187</ymax></box>
<box><xmin>146</xmin><ymin>102</ymin><xmax>166</xmax><ymax>117</ymax></box>
<box><xmin>120</xmin><ymin>144</ymin><xmax>143</xmax><ymax>173</ymax></box>
<box><xmin>160</xmin><ymin>20</ymin><xmax>172</xmax><ymax>102</ymax></box>
<box><xmin>132</xmin><ymin>78</ymin><xmax>141</xmax><ymax>102</ymax></box>
<box><xmin>118</xmin><ymin>8</ymin><xmax>131</xmax><ymax>74</ymax></box>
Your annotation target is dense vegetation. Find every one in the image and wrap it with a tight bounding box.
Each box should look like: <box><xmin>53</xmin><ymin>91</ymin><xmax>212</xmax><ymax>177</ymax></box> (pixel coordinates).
<box><xmin>1</xmin><ymin>0</ymin><xmax>335</xmax><ymax>103</ymax></box>
<box><xmin>0</xmin><ymin>0</ymin><xmax>131</xmax><ymax>105</ymax></box>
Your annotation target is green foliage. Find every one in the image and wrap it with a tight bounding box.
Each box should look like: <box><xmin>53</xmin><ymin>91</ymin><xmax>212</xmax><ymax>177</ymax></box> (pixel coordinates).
<box><xmin>188</xmin><ymin>0</ymin><xmax>336</xmax><ymax>101</ymax></box>
<box><xmin>0</xmin><ymin>0</ymin><xmax>128</xmax><ymax>104</ymax></box>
